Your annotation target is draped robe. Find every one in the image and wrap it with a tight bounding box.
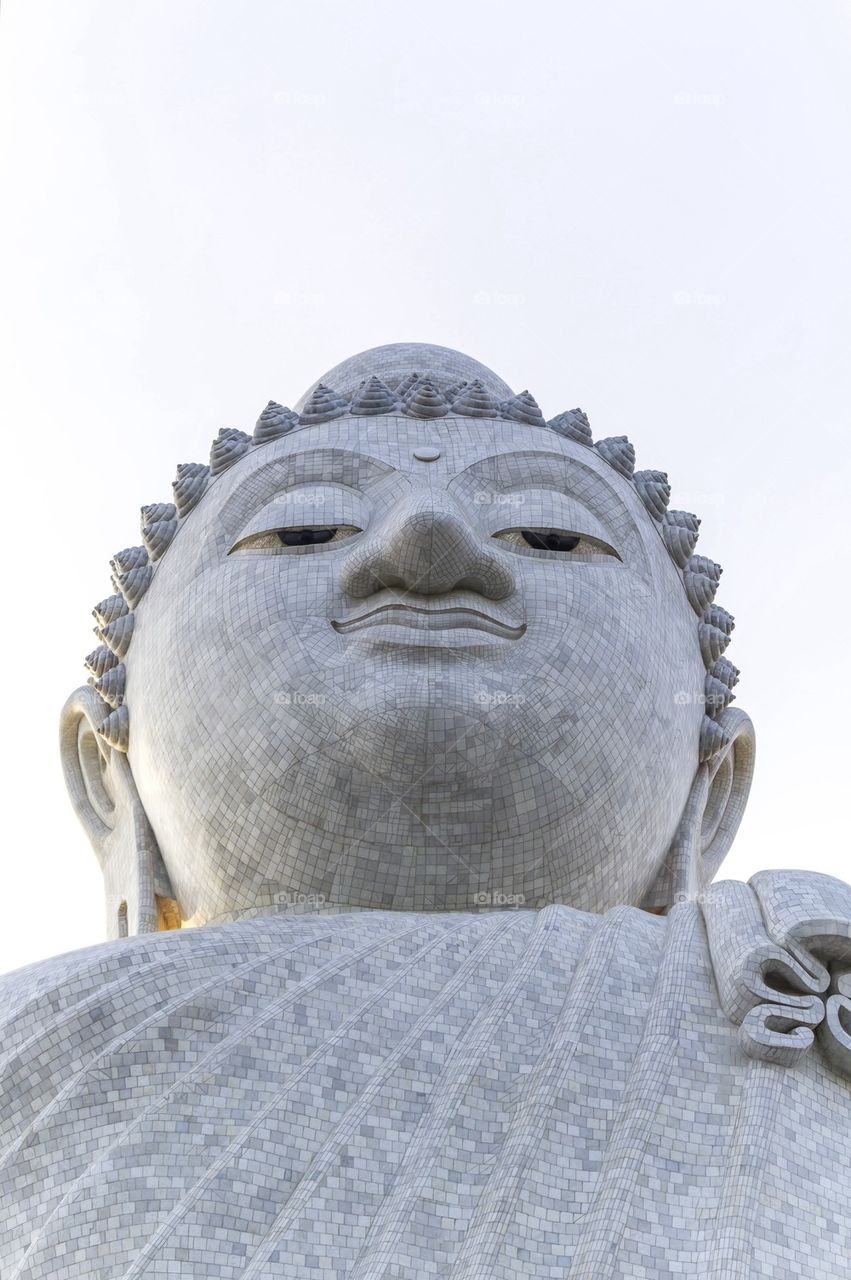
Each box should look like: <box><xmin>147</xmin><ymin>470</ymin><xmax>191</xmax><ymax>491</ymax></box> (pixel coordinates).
<box><xmin>2</xmin><ymin>871</ymin><xmax>849</xmax><ymax>1279</ymax></box>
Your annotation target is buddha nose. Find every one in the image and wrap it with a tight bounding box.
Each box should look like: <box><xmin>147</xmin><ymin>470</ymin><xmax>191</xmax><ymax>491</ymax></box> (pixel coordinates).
<box><xmin>339</xmin><ymin>492</ymin><xmax>515</xmax><ymax>600</ymax></box>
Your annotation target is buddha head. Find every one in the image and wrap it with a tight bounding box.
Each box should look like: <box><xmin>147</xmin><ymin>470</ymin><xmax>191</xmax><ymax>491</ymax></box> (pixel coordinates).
<box><xmin>61</xmin><ymin>343</ymin><xmax>754</xmax><ymax>937</ymax></box>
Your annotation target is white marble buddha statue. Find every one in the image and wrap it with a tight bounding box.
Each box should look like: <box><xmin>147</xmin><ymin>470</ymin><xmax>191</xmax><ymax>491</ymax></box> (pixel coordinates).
<box><xmin>2</xmin><ymin>344</ymin><xmax>849</xmax><ymax>1278</ymax></box>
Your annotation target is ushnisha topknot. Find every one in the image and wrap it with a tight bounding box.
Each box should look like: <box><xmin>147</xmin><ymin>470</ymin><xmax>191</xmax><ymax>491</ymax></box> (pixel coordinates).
<box><xmin>501</xmin><ymin>389</ymin><xmax>545</xmax><ymax>427</ymax></box>
<box><xmin>548</xmin><ymin>407</ymin><xmax>593</xmax><ymax>444</ymax></box>
<box><xmin>595</xmin><ymin>435</ymin><xmax>636</xmax><ymax>479</ymax></box>
<box><xmin>661</xmin><ymin>509</ymin><xmax>701</xmax><ymax>568</ymax></box>
<box><xmin>172</xmin><ymin>462</ymin><xmax>210</xmax><ymax>517</ymax></box>
<box><xmin>450</xmin><ymin>379</ymin><xmax>501</xmax><ymax>418</ymax></box>
<box><xmin>253</xmin><ymin>400</ymin><xmax>299</xmax><ymax>443</ymax></box>
<box><xmin>633</xmin><ymin>470</ymin><xmax>671</xmax><ymax>522</ymax></box>
<box><xmin>85</xmin><ymin>346</ymin><xmax>739</xmax><ymax>763</ymax></box>
<box><xmin>140</xmin><ymin>503</ymin><xmax>178</xmax><ymax>561</ymax></box>
<box><xmin>349</xmin><ymin>377</ymin><xmax>400</xmax><ymax>416</ymax></box>
<box><xmin>299</xmin><ymin>382</ymin><xmax>348</xmax><ymax>424</ymax></box>
<box><xmin>401</xmin><ymin>376</ymin><xmax>450</xmax><ymax>419</ymax></box>
<box><xmin>210</xmin><ymin>428</ymin><xmax>251</xmax><ymax>475</ymax></box>
<box><xmin>92</xmin><ymin>595</ymin><xmax>128</xmax><ymax>628</ymax></box>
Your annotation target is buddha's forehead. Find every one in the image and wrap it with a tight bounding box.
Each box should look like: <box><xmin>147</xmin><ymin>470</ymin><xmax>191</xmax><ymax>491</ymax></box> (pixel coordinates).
<box><xmin>202</xmin><ymin>414</ymin><xmax>651</xmax><ymax>526</ymax></box>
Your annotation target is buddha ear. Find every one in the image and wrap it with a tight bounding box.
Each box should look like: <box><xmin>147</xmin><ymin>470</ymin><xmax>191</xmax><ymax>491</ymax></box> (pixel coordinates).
<box><xmin>60</xmin><ymin>686</ymin><xmax>178</xmax><ymax>938</ymax></box>
<box><xmin>693</xmin><ymin>708</ymin><xmax>756</xmax><ymax>887</ymax></box>
<box><xmin>60</xmin><ymin>685</ymin><xmax>123</xmax><ymax>852</ymax></box>
<box><xmin>642</xmin><ymin>707</ymin><xmax>756</xmax><ymax>911</ymax></box>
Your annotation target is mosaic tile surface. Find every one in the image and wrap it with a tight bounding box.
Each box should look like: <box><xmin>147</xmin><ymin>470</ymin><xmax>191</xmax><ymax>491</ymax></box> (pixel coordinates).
<box><xmin>1</xmin><ymin>892</ymin><xmax>849</xmax><ymax>1277</ymax></box>
<box><xmin>18</xmin><ymin>344</ymin><xmax>849</xmax><ymax>1274</ymax></box>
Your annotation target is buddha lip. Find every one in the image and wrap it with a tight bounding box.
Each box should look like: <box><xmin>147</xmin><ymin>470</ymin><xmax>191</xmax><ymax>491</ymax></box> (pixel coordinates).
<box><xmin>332</xmin><ymin>603</ymin><xmax>526</xmax><ymax>640</ymax></box>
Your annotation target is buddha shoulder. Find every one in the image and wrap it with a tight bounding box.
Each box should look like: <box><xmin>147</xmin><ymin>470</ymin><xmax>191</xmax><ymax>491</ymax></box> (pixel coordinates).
<box><xmin>1</xmin><ymin>887</ymin><xmax>850</xmax><ymax>1276</ymax></box>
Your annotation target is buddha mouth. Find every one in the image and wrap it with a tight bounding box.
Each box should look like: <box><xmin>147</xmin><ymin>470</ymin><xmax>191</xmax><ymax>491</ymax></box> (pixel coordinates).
<box><xmin>332</xmin><ymin>598</ymin><xmax>527</xmax><ymax>642</ymax></box>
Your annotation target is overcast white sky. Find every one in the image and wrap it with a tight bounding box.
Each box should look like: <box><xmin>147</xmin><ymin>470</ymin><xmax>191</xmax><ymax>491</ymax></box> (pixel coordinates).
<box><xmin>1</xmin><ymin>0</ymin><xmax>849</xmax><ymax>973</ymax></box>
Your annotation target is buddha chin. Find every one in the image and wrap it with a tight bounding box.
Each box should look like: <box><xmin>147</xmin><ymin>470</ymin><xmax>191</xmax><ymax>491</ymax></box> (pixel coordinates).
<box><xmin>313</xmin><ymin>651</ymin><xmax>521</xmax><ymax>785</ymax></box>
<box><xmin>326</xmin><ymin>705</ymin><xmax>505</xmax><ymax>785</ymax></box>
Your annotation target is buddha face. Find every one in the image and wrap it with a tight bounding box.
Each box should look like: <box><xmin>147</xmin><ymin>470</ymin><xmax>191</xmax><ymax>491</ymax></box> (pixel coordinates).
<box><xmin>121</xmin><ymin>412</ymin><xmax>707</xmax><ymax>921</ymax></box>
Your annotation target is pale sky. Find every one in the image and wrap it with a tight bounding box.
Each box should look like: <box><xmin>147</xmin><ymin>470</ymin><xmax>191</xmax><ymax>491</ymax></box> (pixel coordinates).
<box><xmin>1</xmin><ymin>0</ymin><xmax>849</xmax><ymax>973</ymax></box>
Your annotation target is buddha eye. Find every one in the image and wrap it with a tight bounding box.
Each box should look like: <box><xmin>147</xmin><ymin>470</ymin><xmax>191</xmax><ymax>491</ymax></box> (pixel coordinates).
<box><xmin>494</xmin><ymin>528</ymin><xmax>621</xmax><ymax>560</ymax></box>
<box><xmin>276</xmin><ymin>527</ymin><xmax>352</xmax><ymax>547</ymax></box>
<box><xmin>231</xmin><ymin>525</ymin><xmax>362</xmax><ymax>552</ymax></box>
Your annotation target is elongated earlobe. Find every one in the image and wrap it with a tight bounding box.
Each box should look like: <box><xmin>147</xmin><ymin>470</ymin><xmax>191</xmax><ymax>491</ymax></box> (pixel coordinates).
<box><xmin>60</xmin><ymin>685</ymin><xmax>179</xmax><ymax>939</ymax></box>
<box><xmin>641</xmin><ymin>707</ymin><xmax>756</xmax><ymax>912</ymax></box>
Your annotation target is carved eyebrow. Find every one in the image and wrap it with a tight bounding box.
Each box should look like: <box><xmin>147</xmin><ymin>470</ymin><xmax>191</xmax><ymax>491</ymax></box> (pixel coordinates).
<box><xmin>217</xmin><ymin>449</ymin><xmax>396</xmax><ymax>516</ymax></box>
<box><xmin>452</xmin><ymin>450</ymin><xmax>640</xmax><ymax>525</ymax></box>
<box><xmin>203</xmin><ymin>449</ymin><xmax>402</xmax><ymax>556</ymax></box>
<box><xmin>232</xmin><ymin>448</ymin><xmax>396</xmax><ymax>491</ymax></box>
<box><xmin>457</xmin><ymin>449</ymin><xmax>627</xmax><ymax>495</ymax></box>
<box><xmin>229</xmin><ymin>484</ymin><xmax>369</xmax><ymax>549</ymax></box>
<box><xmin>450</xmin><ymin>450</ymin><xmax>659</xmax><ymax>573</ymax></box>
<box><xmin>481</xmin><ymin>491</ymin><xmax>616</xmax><ymax>545</ymax></box>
